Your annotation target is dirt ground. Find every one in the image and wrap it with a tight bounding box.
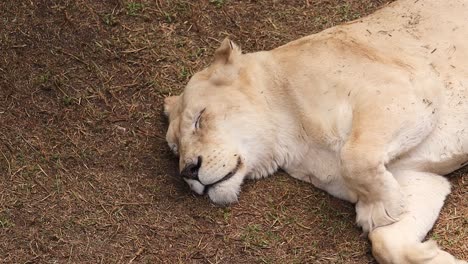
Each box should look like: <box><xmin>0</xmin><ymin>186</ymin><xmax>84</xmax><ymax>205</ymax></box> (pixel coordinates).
<box><xmin>0</xmin><ymin>0</ymin><xmax>466</xmax><ymax>263</ymax></box>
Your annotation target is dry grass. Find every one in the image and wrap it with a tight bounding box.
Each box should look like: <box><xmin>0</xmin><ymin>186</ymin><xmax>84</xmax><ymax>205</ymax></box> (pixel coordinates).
<box><xmin>0</xmin><ymin>0</ymin><xmax>466</xmax><ymax>263</ymax></box>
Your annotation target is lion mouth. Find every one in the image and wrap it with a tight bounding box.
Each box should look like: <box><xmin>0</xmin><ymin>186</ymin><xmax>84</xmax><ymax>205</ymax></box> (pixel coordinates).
<box><xmin>183</xmin><ymin>157</ymin><xmax>243</xmax><ymax>196</ymax></box>
<box><xmin>203</xmin><ymin>156</ymin><xmax>242</xmax><ymax>192</ymax></box>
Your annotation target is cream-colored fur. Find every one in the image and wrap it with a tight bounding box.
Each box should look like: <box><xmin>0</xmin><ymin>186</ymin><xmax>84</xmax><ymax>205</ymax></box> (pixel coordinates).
<box><xmin>164</xmin><ymin>0</ymin><xmax>468</xmax><ymax>263</ymax></box>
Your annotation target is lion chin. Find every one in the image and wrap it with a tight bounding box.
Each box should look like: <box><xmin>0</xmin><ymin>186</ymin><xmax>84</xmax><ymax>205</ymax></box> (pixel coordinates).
<box><xmin>163</xmin><ymin>0</ymin><xmax>468</xmax><ymax>263</ymax></box>
<box><xmin>183</xmin><ymin>163</ymin><xmax>246</xmax><ymax>205</ymax></box>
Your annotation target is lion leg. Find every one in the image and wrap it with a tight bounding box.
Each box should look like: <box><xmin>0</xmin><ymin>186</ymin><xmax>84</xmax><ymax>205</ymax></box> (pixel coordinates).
<box><xmin>369</xmin><ymin>170</ymin><xmax>466</xmax><ymax>264</ymax></box>
<box><xmin>340</xmin><ymin>96</ymin><xmax>438</xmax><ymax>232</ymax></box>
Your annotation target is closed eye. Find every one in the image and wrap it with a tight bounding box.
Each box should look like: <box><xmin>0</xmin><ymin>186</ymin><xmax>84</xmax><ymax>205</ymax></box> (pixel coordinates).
<box><xmin>195</xmin><ymin>108</ymin><xmax>206</xmax><ymax>130</ymax></box>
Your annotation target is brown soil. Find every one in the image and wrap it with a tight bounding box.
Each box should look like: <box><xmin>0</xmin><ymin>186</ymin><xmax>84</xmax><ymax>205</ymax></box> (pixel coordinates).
<box><xmin>0</xmin><ymin>0</ymin><xmax>466</xmax><ymax>263</ymax></box>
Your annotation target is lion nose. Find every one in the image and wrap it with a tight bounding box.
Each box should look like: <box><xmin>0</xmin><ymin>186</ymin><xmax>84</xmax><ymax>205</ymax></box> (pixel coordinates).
<box><xmin>181</xmin><ymin>156</ymin><xmax>202</xmax><ymax>179</ymax></box>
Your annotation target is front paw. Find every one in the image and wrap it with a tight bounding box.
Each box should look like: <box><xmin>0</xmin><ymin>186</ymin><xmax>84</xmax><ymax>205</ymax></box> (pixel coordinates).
<box><xmin>355</xmin><ymin>197</ymin><xmax>406</xmax><ymax>233</ymax></box>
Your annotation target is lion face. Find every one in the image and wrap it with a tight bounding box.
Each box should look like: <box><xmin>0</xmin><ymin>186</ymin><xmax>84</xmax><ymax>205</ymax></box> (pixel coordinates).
<box><xmin>164</xmin><ymin>39</ymin><xmax>275</xmax><ymax>204</ymax></box>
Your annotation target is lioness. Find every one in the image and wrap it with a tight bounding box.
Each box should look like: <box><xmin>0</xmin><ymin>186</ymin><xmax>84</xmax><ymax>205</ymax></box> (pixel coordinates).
<box><xmin>163</xmin><ymin>0</ymin><xmax>468</xmax><ymax>263</ymax></box>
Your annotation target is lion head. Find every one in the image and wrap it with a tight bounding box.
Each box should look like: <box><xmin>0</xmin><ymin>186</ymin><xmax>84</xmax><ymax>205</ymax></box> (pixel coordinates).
<box><xmin>163</xmin><ymin>38</ymin><xmax>292</xmax><ymax>205</ymax></box>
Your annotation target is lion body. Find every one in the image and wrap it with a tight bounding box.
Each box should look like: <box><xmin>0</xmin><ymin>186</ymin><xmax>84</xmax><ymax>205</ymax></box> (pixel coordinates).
<box><xmin>164</xmin><ymin>0</ymin><xmax>468</xmax><ymax>263</ymax></box>
<box><xmin>258</xmin><ymin>2</ymin><xmax>467</xmax><ymax>261</ymax></box>
<box><xmin>262</xmin><ymin>0</ymin><xmax>468</xmax><ymax>202</ymax></box>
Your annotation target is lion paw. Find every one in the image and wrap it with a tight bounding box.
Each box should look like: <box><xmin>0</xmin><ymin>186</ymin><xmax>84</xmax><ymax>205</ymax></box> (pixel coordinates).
<box><xmin>355</xmin><ymin>198</ymin><xmax>406</xmax><ymax>233</ymax></box>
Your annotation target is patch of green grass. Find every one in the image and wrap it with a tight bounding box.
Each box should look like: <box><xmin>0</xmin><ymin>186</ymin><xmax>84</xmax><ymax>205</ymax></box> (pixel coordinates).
<box><xmin>222</xmin><ymin>207</ymin><xmax>231</xmax><ymax>222</ymax></box>
<box><xmin>62</xmin><ymin>95</ymin><xmax>73</xmax><ymax>106</ymax></box>
<box><xmin>0</xmin><ymin>216</ymin><xmax>14</xmax><ymax>228</ymax></box>
<box><xmin>15</xmin><ymin>153</ymin><xmax>25</xmax><ymax>164</ymax></box>
<box><xmin>162</xmin><ymin>12</ymin><xmax>174</xmax><ymax>23</ymax></box>
<box><xmin>189</xmin><ymin>48</ymin><xmax>206</xmax><ymax>61</ymax></box>
<box><xmin>174</xmin><ymin>1</ymin><xmax>190</xmax><ymax>12</ymax></box>
<box><xmin>51</xmin><ymin>153</ymin><xmax>60</xmax><ymax>161</ymax></box>
<box><xmin>126</xmin><ymin>2</ymin><xmax>143</xmax><ymax>16</ymax></box>
<box><xmin>175</xmin><ymin>40</ymin><xmax>186</xmax><ymax>48</ymax></box>
<box><xmin>179</xmin><ymin>66</ymin><xmax>190</xmax><ymax>80</ymax></box>
<box><xmin>38</xmin><ymin>72</ymin><xmax>50</xmax><ymax>83</ymax></box>
<box><xmin>241</xmin><ymin>224</ymin><xmax>280</xmax><ymax>248</ymax></box>
<box><xmin>336</xmin><ymin>4</ymin><xmax>361</xmax><ymax>22</ymax></box>
<box><xmin>146</xmin><ymin>184</ymin><xmax>161</xmax><ymax>194</ymax></box>
<box><xmin>209</xmin><ymin>0</ymin><xmax>226</xmax><ymax>8</ymax></box>
<box><xmin>35</xmin><ymin>71</ymin><xmax>51</xmax><ymax>87</ymax></box>
<box><xmin>102</xmin><ymin>13</ymin><xmax>117</xmax><ymax>26</ymax></box>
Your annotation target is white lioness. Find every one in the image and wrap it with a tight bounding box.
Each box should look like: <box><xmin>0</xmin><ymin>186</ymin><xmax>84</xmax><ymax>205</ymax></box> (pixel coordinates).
<box><xmin>164</xmin><ymin>0</ymin><xmax>468</xmax><ymax>263</ymax></box>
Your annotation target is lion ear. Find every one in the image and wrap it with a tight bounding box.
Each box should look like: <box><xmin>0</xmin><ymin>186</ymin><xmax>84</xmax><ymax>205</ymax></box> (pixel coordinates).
<box><xmin>163</xmin><ymin>95</ymin><xmax>180</xmax><ymax>117</ymax></box>
<box><xmin>214</xmin><ymin>37</ymin><xmax>241</xmax><ymax>65</ymax></box>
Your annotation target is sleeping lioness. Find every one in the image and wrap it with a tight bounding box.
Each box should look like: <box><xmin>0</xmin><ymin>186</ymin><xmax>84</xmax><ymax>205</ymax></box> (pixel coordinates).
<box><xmin>163</xmin><ymin>0</ymin><xmax>468</xmax><ymax>263</ymax></box>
